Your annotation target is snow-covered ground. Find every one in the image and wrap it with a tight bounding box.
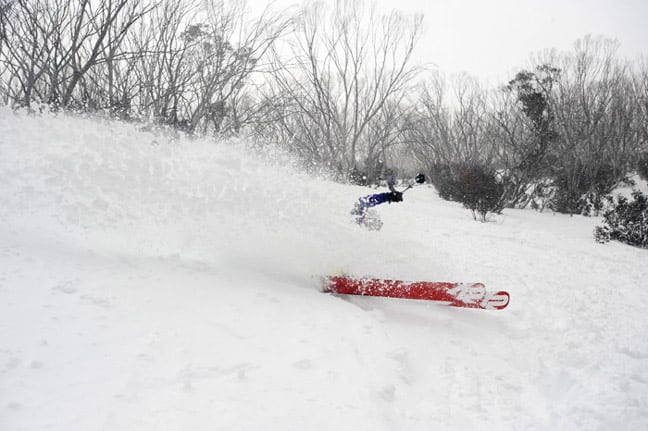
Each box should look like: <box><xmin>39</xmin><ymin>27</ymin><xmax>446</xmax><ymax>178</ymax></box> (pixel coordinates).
<box><xmin>1</xmin><ymin>108</ymin><xmax>647</xmax><ymax>430</ymax></box>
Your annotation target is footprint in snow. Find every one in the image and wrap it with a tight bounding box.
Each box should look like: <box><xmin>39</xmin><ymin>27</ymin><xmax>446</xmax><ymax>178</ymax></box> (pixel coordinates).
<box><xmin>52</xmin><ymin>281</ymin><xmax>78</xmax><ymax>295</ymax></box>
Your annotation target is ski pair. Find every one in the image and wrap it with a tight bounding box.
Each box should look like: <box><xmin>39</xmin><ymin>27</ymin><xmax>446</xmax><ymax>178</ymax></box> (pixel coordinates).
<box><xmin>322</xmin><ymin>276</ymin><xmax>510</xmax><ymax>310</ymax></box>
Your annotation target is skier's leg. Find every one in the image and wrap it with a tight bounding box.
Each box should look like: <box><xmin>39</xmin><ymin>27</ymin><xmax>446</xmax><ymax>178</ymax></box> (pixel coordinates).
<box><xmin>351</xmin><ymin>194</ymin><xmax>382</xmax><ymax>224</ymax></box>
<box><xmin>351</xmin><ymin>198</ymin><xmax>368</xmax><ymax>222</ymax></box>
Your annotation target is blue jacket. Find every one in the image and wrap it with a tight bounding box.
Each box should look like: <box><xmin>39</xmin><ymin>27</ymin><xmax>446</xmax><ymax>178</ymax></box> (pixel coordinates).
<box><xmin>359</xmin><ymin>191</ymin><xmax>402</xmax><ymax>209</ymax></box>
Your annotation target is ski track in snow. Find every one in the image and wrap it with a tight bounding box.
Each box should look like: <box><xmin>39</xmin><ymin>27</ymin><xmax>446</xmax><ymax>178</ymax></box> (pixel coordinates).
<box><xmin>1</xmin><ymin>108</ymin><xmax>647</xmax><ymax>430</ymax></box>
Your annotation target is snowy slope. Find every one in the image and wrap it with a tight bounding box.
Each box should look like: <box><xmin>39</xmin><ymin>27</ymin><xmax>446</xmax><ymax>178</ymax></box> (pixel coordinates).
<box><xmin>1</xmin><ymin>108</ymin><xmax>647</xmax><ymax>431</ymax></box>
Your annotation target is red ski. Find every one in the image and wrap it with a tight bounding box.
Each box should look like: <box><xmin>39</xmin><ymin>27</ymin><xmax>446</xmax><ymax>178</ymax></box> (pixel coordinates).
<box><xmin>322</xmin><ymin>276</ymin><xmax>509</xmax><ymax>310</ymax></box>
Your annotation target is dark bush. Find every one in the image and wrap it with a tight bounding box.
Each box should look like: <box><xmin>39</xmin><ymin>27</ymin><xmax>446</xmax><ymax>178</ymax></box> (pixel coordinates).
<box><xmin>549</xmin><ymin>162</ymin><xmax>624</xmax><ymax>216</ymax></box>
<box><xmin>431</xmin><ymin>163</ymin><xmax>505</xmax><ymax>222</ymax></box>
<box><xmin>427</xmin><ymin>164</ymin><xmax>454</xmax><ymax>200</ymax></box>
<box><xmin>637</xmin><ymin>152</ymin><xmax>648</xmax><ymax>182</ymax></box>
<box><xmin>549</xmin><ymin>182</ymin><xmax>584</xmax><ymax>215</ymax></box>
<box><xmin>594</xmin><ymin>190</ymin><xmax>648</xmax><ymax>249</ymax></box>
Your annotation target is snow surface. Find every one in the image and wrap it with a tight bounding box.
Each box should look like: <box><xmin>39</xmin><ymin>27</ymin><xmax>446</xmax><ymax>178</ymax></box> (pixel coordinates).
<box><xmin>1</xmin><ymin>108</ymin><xmax>647</xmax><ymax>430</ymax></box>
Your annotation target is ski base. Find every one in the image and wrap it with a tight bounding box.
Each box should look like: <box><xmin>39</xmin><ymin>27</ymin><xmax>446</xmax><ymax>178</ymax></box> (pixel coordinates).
<box><xmin>322</xmin><ymin>276</ymin><xmax>510</xmax><ymax>310</ymax></box>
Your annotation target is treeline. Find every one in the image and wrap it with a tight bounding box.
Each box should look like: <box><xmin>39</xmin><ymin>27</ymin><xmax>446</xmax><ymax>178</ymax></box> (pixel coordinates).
<box><xmin>1</xmin><ymin>0</ymin><xmax>647</xmax><ymax>218</ymax></box>
<box><xmin>409</xmin><ymin>40</ymin><xmax>648</xmax><ymax>218</ymax></box>
<box><xmin>0</xmin><ymin>0</ymin><xmax>289</xmax><ymax>134</ymax></box>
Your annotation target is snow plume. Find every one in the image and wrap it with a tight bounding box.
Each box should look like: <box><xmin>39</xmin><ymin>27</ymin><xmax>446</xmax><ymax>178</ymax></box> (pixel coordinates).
<box><xmin>1</xmin><ymin>108</ymin><xmax>647</xmax><ymax>430</ymax></box>
<box><xmin>0</xmin><ymin>108</ymin><xmax>350</xmax><ymax>275</ymax></box>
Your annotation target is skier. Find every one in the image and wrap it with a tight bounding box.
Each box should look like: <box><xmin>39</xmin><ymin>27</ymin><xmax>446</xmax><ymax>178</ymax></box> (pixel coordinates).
<box><xmin>351</xmin><ymin>173</ymin><xmax>425</xmax><ymax>228</ymax></box>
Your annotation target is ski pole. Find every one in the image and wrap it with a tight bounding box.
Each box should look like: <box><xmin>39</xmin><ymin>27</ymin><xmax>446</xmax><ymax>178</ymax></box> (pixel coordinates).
<box><xmin>401</xmin><ymin>173</ymin><xmax>426</xmax><ymax>194</ymax></box>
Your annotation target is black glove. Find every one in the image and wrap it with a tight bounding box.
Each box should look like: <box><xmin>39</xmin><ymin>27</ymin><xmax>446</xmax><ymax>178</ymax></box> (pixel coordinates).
<box><xmin>388</xmin><ymin>191</ymin><xmax>403</xmax><ymax>202</ymax></box>
<box><xmin>415</xmin><ymin>173</ymin><xmax>426</xmax><ymax>184</ymax></box>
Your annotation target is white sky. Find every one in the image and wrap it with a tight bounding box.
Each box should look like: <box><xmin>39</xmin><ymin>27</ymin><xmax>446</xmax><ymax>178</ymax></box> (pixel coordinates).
<box><xmin>254</xmin><ymin>0</ymin><xmax>648</xmax><ymax>85</ymax></box>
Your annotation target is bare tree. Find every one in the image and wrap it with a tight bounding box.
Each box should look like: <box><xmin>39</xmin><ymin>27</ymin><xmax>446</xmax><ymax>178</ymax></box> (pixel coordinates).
<box><xmin>0</xmin><ymin>0</ymin><xmax>8</xmax><ymax>102</ymax></box>
<box><xmin>0</xmin><ymin>0</ymin><xmax>287</xmax><ymax>133</ymax></box>
<box><xmin>84</xmin><ymin>0</ymin><xmax>200</xmax><ymax>123</ymax></box>
<box><xmin>403</xmin><ymin>73</ymin><xmax>452</xmax><ymax>172</ymax></box>
<box><xmin>264</xmin><ymin>0</ymin><xmax>423</xmax><ymax>178</ymax></box>
<box><xmin>634</xmin><ymin>57</ymin><xmax>648</xmax><ymax>153</ymax></box>
<box><xmin>405</xmin><ymin>72</ymin><xmax>495</xmax><ymax>180</ymax></box>
<box><xmin>0</xmin><ymin>0</ymin><xmax>53</xmax><ymax>106</ymax></box>
<box><xmin>58</xmin><ymin>0</ymin><xmax>153</xmax><ymax>108</ymax></box>
<box><xmin>177</xmin><ymin>0</ymin><xmax>289</xmax><ymax>134</ymax></box>
<box><xmin>0</xmin><ymin>0</ymin><xmax>10</xmax><ymax>48</ymax></box>
<box><xmin>450</xmin><ymin>74</ymin><xmax>493</xmax><ymax>162</ymax></box>
<box><xmin>545</xmin><ymin>37</ymin><xmax>635</xmax><ymax>212</ymax></box>
<box><xmin>0</xmin><ymin>0</ymin><xmax>152</xmax><ymax>109</ymax></box>
<box><xmin>489</xmin><ymin>63</ymin><xmax>560</xmax><ymax>209</ymax></box>
<box><xmin>340</xmin><ymin>91</ymin><xmax>416</xmax><ymax>184</ymax></box>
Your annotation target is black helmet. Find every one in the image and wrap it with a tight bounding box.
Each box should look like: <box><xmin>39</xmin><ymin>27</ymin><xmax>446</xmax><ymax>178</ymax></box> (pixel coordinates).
<box><xmin>415</xmin><ymin>173</ymin><xmax>426</xmax><ymax>184</ymax></box>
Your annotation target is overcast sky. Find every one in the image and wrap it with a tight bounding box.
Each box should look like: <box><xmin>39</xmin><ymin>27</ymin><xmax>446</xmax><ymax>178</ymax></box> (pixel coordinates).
<box><xmin>255</xmin><ymin>0</ymin><xmax>648</xmax><ymax>85</ymax></box>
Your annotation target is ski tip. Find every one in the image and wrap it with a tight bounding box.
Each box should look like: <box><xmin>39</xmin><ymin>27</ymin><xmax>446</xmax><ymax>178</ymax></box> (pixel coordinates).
<box><xmin>483</xmin><ymin>291</ymin><xmax>510</xmax><ymax>310</ymax></box>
